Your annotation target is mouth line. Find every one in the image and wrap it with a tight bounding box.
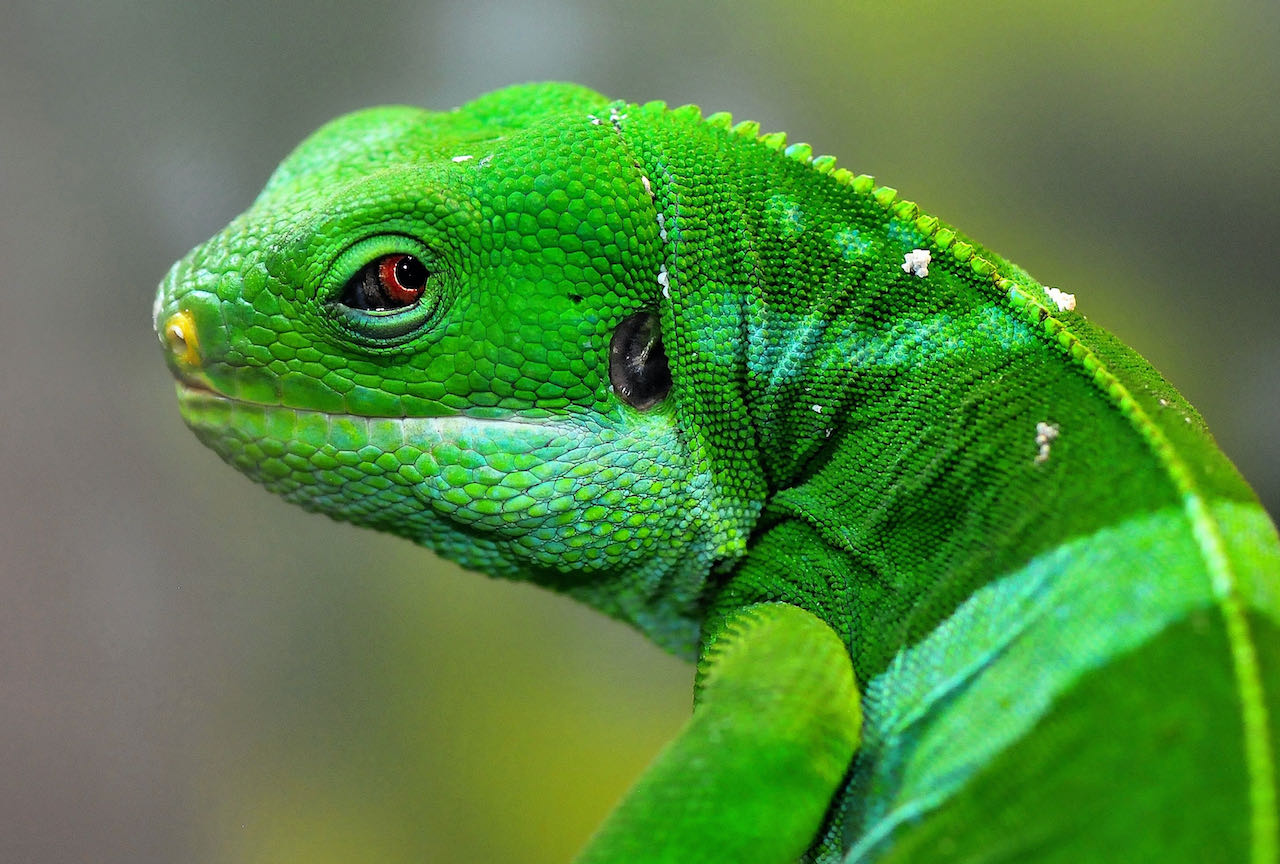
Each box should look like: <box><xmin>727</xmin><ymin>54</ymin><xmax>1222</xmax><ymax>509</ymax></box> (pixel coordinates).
<box><xmin>172</xmin><ymin>380</ymin><xmax>574</xmax><ymax>430</ymax></box>
<box><xmin>176</xmin><ymin>379</ymin><xmax>220</xmax><ymax>398</ymax></box>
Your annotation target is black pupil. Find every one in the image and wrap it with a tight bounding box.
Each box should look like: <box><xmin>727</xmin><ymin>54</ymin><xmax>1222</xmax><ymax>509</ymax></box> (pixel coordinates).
<box><xmin>340</xmin><ymin>254</ymin><xmax>428</xmax><ymax>311</ymax></box>
<box><xmin>394</xmin><ymin>256</ymin><xmax>427</xmax><ymax>293</ymax></box>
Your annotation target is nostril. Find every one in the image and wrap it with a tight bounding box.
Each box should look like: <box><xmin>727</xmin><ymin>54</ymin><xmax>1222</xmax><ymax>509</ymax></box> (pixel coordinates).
<box><xmin>163</xmin><ymin>310</ymin><xmax>201</xmax><ymax>367</ymax></box>
<box><xmin>166</xmin><ymin>322</ymin><xmax>187</xmax><ymax>352</ymax></box>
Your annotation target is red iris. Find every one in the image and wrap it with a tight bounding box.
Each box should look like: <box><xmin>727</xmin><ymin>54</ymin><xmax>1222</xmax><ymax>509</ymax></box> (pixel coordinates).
<box><xmin>377</xmin><ymin>254</ymin><xmax>427</xmax><ymax>305</ymax></box>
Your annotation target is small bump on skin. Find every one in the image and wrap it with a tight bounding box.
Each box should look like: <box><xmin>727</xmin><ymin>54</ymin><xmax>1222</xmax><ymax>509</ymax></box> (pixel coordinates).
<box><xmin>902</xmin><ymin>249</ymin><xmax>931</xmax><ymax>278</ymax></box>
<box><xmin>1034</xmin><ymin>421</ymin><xmax>1059</xmax><ymax>464</ymax></box>
<box><xmin>1045</xmin><ymin>286</ymin><xmax>1077</xmax><ymax>312</ymax></box>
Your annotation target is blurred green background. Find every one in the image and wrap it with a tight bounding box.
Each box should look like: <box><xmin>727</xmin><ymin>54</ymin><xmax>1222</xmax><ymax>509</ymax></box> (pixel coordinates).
<box><xmin>2</xmin><ymin>1</ymin><xmax>1277</xmax><ymax>862</ymax></box>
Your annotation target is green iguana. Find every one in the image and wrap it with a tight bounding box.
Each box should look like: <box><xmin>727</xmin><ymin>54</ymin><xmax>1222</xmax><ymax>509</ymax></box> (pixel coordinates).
<box><xmin>154</xmin><ymin>82</ymin><xmax>1280</xmax><ymax>863</ymax></box>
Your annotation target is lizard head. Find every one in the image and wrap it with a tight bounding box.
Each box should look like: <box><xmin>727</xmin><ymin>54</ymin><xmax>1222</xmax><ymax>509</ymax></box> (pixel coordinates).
<box><xmin>153</xmin><ymin>83</ymin><xmax>741</xmax><ymax>653</ymax></box>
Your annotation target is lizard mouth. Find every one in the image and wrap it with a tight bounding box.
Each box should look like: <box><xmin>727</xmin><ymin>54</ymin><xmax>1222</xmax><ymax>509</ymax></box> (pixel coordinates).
<box><xmin>172</xmin><ymin>378</ymin><xmax>576</xmax><ymax>436</ymax></box>
<box><xmin>175</xmin><ymin>379</ymin><xmax>222</xmax><ymax>398</ymax></box>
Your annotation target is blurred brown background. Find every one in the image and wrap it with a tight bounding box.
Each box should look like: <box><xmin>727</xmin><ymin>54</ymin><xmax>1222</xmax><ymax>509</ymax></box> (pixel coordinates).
<box><xmin>2</xmin><ymin>2</ymin><xmax>1277</xmax><ymax>862</ymax></box>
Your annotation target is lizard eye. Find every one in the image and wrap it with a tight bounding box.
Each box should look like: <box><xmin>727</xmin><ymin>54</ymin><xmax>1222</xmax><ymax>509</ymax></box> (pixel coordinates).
<box><xmin>339</xmin><ymin>254</ymin><xmax>429</xmax><ymax>311</ymax></box>
<box><xmin>609</xmin><ymin>311</ymin><xmax>671</xmax><ymax>410</ymax></box>
<box><xmin>324</xmin><ymin>241</ymin><xmax>445</xmax><ymax>346</ymax></box>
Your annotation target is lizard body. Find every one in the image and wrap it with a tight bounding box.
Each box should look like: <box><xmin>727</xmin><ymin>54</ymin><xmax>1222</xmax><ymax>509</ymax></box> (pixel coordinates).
<box><xmin>155</xmin><ymin>83</ymin><xmax>1280</xmax><ymax>863</ymax></box>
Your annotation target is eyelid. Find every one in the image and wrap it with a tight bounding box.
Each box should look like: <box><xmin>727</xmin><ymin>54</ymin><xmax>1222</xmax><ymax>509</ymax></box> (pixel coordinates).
<box><xmin>326</xmin><ymin>287</ymin><xmax>442</xmax><ymax>346</ymax></box>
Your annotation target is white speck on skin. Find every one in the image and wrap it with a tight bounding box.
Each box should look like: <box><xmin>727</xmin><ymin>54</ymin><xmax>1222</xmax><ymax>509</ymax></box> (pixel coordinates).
<box><xmin>1158</xmin><ymin>397</ymin><xmax>1169</xmax><ymax>407</ymax></box>
<box><xmin>477</xmin><ymin>154</ymin><xmax>494</xmax><ymax>167</ymax></box>
<box><xmin>1045</xmin><ymin>286</ymin><xmax>1076</xmax><ymax>312</ymax></box>
<box><xmin>902</xmin><ymin>249</ymin><xmax>931</xmax><ymax>278</ymax></box>
<box><xmin>812</xmin><ymin>404</ymin><xmax>823</xmax><ymax>413</ymax></box>
<box><xmin>1034</xmin><ymin>421</ymin><xmax>1060</xmax><ymax>465</ymax></box>
<box><xmin>658</xmin><ymin>264</ymin><xmax>670</xmax><ymax>298</ymax></box>
<box><xmin>641</xmin><ymin>175</ymin><xmax>652</xmax><ymax>195</ymax></box>
<box><xmin>588</xmin><ymin>114</ymin><xmax>602</xmax><ymax>126</ymax></box>
<box><xmin>451</xmin><ymin>154</ymin><xmax>473</xmax><ymax>163</ymax></box>
<box><xmin>657</xmin><ymin>212</ymin><xmax>668</xmax><ymax>241</ymax></box>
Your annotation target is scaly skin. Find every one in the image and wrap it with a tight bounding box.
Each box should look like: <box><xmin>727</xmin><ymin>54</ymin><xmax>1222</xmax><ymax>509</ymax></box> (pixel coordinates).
<box><xmin>156</xmin><ymin>83</ymin><xmax>1280</xmax><ymax>863</ymax></box>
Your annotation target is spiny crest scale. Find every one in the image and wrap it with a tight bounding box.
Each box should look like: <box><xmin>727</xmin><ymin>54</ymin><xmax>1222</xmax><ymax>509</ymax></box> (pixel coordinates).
<box><xmin>705</xmin><ymin>111</ymin><xmax>734</xmax><ymax>131</ymax></box>
<box><xmin>679</xmin><ymin>102</ymin><xmax>887</xmax><ymax>202</ymax></box>
<box><xmin>661</xmin><ymin>97</ymin><xmax>1045</xmax><ymax>330</ymax></box>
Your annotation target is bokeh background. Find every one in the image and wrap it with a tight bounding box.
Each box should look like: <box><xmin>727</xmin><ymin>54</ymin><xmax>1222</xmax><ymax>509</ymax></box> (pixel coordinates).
<box><xmin>3</xmin><ymin>2</ymin><xmax>1277</xmax><ymax>862</ymax></box>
